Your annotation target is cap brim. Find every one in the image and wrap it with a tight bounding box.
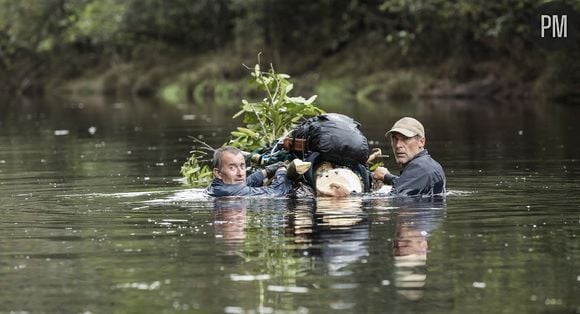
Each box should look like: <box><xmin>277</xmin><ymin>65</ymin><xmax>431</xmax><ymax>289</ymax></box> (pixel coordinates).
<box><xmin>385</xmin><ymin>128</ymin><xmax>417</xmax><ymax>138</ymax></box>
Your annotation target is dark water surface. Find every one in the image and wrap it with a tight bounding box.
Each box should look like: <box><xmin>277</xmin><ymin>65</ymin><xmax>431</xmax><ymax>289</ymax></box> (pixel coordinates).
<box><xmin>0</xmin><ymin>96</ymin><xmax>579</xmax><ymax>313</ymax></box>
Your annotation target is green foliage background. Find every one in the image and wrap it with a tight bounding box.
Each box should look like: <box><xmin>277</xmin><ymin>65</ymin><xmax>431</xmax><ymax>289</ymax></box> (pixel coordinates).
<box><xmin>1</xmin><ymin>0</ymin><xmax>579</xmax><ymax>101</ymax></box>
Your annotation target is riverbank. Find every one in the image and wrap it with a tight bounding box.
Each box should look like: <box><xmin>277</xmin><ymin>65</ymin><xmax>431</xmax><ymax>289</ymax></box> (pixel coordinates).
<box><xmin>3</xmin><ymin>36</ymin><xmax>579</xmax><ymax>106</ymax></box>
<box><xmin>3</xmin><ymin>1</ymin><xmax>580</xmax><ymax>105</ymax></box>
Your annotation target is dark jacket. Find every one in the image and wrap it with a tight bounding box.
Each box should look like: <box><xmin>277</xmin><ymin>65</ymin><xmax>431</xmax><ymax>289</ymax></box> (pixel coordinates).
<box><xmin>382</xmin><ymin>149</ymin><xmax>446</xmax><ymax>197</ymax></box>
<box><xmin>206</xmin><ymin>169</ymin><xmax>293</xmax><ymax>197</ymax></box>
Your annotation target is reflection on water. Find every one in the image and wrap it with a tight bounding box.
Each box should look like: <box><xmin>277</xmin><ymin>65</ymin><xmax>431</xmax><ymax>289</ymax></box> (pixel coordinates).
<box><xmin>214</xmin><ymin>198</ymin><xmax>248</xmax><ymax>255</ymax></box>
<box><xmin>1</xmin><ymin>95</ymin><xmax>579</xmax><ymax>313</ymax></box>
<box><xmin>392</xmin><ymin>199</ymin><xmax>445</xmax><ymax>301</ymax></box>
<box><xmin>310</xmin><ymin>198</ymin><xmax>369</xmax><ymax>278</ymax></box>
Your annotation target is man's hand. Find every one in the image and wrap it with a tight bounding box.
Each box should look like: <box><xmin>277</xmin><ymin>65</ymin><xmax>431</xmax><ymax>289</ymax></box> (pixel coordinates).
<box><xmin>372</xmin><ymin>166</ymin><xmax>390</xmax><ymax>181</ymax></box>
<box><xmin>265</xmin><ymin>162</ymin><xmax>286</xmax><ymax>179</ymax></box>
<box><xmin>326</xmin><ymin>183</ymin><xmax>351</xmax><ymax>197</ymax></box>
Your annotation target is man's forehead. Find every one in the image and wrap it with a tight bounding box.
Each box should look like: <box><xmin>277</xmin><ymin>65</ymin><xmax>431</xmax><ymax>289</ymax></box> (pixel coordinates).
<box><xmin>223</xmin><ymin>152</ymin><xmax>244</xmax><ymax>162</ymax></box>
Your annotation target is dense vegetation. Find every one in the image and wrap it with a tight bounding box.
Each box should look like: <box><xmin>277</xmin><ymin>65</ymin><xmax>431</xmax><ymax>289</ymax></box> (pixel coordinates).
<box><xmin>181</xmin><ymin>63</ymin><xmax>325</xmax><ymax>186</ymax></box>
<box><xmin>1</xmin><ymin>0</ymin><xmax>579</xmax><ymax>102</ymax></box>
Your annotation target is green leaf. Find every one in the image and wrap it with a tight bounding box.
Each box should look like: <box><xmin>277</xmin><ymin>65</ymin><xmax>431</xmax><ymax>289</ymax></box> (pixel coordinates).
<box><xmin>231</xmin><ymin>131</ymin><xmax>247</xmax><ymax>138</ymax></box>
<box><xmin>254</xmin><ymin>64</ymin><xmax>260</xmax><ymax>77</ymax></box>
<box><xmin>237</xmin><ymin>127</ymin><xmax>258</xmax><ymax>138</ymax></box>
<box><xmin>304</xmin><ymin>95</ymin><xmax>317</xmax><ymax>105</ymax></box>
<box><xmin>232</xmin><ymin>109</ymin><xmax>245</xmax><ymax>119</ymax></box>
<box><xmin>286</xmin><ymin>96</ymin><xmax>307</xmax><ymax>104</ymax></box>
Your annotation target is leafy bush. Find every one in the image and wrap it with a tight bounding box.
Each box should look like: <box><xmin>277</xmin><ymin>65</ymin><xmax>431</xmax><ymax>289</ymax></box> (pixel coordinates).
<box><xmin>180</xmin><ymin>63</ymin><xmax>324</xmax><ymax>187</ymax></box>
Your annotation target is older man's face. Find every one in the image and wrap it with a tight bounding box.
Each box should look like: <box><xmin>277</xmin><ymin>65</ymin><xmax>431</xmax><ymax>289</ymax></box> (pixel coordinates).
<box><xmin>214</xmin><ymin>152</ymin><xmax>246</xmax><ymax>184</ymax></box>
<box><xmin>390</xmin><ymin>133</ymin><xmax>425</xmax><ymax>165</ymax></box>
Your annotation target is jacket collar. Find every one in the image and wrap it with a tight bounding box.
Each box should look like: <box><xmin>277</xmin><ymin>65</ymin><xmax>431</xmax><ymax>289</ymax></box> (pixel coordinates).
<box><xmin>401</xmin><ymin>149</ymin><xmax>428</xmax><ymax>168</ymax></box>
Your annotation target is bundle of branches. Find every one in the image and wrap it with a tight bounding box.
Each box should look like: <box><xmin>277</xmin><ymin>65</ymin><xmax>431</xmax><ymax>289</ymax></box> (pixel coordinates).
<box><xmin>181</xmin><ymin>62</ymin><xmax>325</xmax><ymax>187</ymax></box>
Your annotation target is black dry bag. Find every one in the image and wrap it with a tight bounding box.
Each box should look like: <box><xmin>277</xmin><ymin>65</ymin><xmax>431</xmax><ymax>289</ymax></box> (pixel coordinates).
<box><xmin>290</xmin><ymin>113</ymin><xmax>369</xmax><ymax>166</ymax></box>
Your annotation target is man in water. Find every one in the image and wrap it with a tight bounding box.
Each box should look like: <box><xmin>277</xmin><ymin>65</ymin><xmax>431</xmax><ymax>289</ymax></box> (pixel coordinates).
<box><xmin>206</xmin><ymin>146</ymin><xmax>292</xmax><ymax>197</ymax></box>
<box><xmin>372</xmin><ymin>117</ymin><xmax>446</xmax><ymax>197</ymax></box>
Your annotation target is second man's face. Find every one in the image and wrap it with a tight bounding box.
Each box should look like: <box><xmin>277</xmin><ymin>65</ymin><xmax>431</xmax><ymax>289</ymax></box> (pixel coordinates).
<box><xmin>390</xmin><ymin>133</ymin><xmax>425</xmax><ymax>165</ymax></box>
<box><xmin>214</xmin><ymin>152</ymin><xmax>247</xmax><ymax>184</ymax></box>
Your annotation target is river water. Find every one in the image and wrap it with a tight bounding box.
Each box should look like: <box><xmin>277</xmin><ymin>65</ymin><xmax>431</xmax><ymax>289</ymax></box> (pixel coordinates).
<box><xmin>0</xmin><ymin>95</ymin><xmax>579</xmax><ymax>313</ymax></box>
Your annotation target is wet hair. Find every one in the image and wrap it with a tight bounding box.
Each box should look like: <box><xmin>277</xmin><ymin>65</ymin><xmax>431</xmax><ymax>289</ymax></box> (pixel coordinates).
<box><xmin>212</xmin><ymin>146</ymin><xmax>243</xmax><ymax>169</ymax></box>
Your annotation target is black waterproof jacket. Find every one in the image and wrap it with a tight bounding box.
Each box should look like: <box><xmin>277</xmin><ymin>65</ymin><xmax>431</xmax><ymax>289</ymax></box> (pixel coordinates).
<box><xmin>206</xmin><ymin>168</ymin><xmax>292</xmax><ymax>197</ymax></box>
<box><xmin>382</xmin><ymin>150</ymin><xmax>446</xmax><ymax>197</ymax></box>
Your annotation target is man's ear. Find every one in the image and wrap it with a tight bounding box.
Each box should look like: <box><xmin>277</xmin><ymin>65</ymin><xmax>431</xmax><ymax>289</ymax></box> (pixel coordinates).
<box><xmin>419</xmin><ymin>137</ymin><xmax>426</xmax><ymax>149</ymax></box>
<box><xmin>213</xmin><ymin>168</ymin><xmax>222</xmax><ymax>179</ymax></box>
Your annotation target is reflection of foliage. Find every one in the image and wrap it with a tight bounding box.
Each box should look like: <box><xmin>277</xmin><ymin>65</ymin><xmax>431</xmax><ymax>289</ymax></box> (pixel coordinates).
<box><xmin>181</xmin><ymin>62</ymin><xmax>324</xmax><ymax>187</ymax></box>
<box><xmin>241</xmin><ymin>208</ymin><xmax>310</xmax><ymax>288</ymax></box>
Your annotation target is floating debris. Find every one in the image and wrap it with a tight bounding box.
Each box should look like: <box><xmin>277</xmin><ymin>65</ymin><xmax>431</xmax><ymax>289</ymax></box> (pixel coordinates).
<box><xmin>162</xmin><ymin>219</ymin><xmax>188</xmax><ymax>223</ymax></box>
<box><xmin>88</xmin><ymin>126</ymin><xmax>97</xmax><ymax>135</ymax></box>
<box><xmin>473</xmin><ymin>282</ymin><xmax>486</xmax><ymax>288</ymax></box>
<box><xmin>330</xmin><ymin>283</ymin><xmax>359</xmax><ymax>289</ymax></box>
<box><xmin>54</xmin><ymin>130</ymin><xmax>69</xmax><ymax>136</ymax></box>
<box><xmin>267</xmin><ymin>285</ymin><xmax>309</xmax><ymax>293</ymax></box>
<box><xmin>224</xmin><ymin>306</ymin><xmax>244</xmax><ymax>314</ymax></box>
<box><xmin>230</xmin><ymin>274</ymin><xmax>270</xmax><ymax>281</ymax></box>
<box><xmin>544</xmin><ymin>298</ymin><xmax>563</xmax><ymax>305</ymax></box>
<box><xmin>115</xmin><ymin>281</ymin><xmax>160</xmax><ymax>290</ymax></box>
<box><xmin>113</xmin><ymin>102</ymin><xmax>125</xmax><ymax>109</ymax></box>
<box><xmin>329</xmin><ymin>301</ymin><xmax>355</xmax><ymax>310</ymax></box>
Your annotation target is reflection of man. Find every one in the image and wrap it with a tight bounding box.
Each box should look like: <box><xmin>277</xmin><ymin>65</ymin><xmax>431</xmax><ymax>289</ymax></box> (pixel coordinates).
<box><xmin>213</xmin><ymin>198</ymin><xmax>248</xmax><ymax>255</ymax></box>
<box><xmin>393</xmin><ymin>221</ymin><xmax>429</xmax><ymax>301</ymax></box>
<box><xmin>314</xmin><ymin>198</ymin><xmax>369</xmax><ymax>276</ymax></box>
<box><xmin>206</xmin><ymin>146</ymin><xmax>292</xmax><ymax>197</ymax></box>
<box><xmin>372</xmin><ymin>117</ymin><xmax>446</xmax><ymax>197</ymax></box>
<box><xmin>391</xmin><ymin>201</ymin><xmax>445</xmax><ymax>300</ymax></box>
<box><xmin>394</xmin><ymin>224</ymin><xmax>428</xmax><ymax>257</ymax></box>
<box><xmin>214</xmin><ymin>199</ymin><xmax>247</xmax><ymax>240</ymax></box>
